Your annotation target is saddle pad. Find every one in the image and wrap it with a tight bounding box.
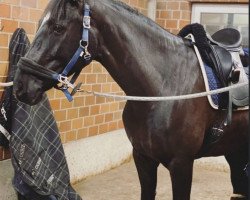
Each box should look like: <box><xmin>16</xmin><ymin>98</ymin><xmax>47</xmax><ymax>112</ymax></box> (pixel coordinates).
<box><xmin>203</xmin><ymin>62</ymin><xmax>249</xmax><ymax>110</ymax></box>
<box><xmin>203</xmin><ymin>63</ymin><xmax>228</xmax><ymax>108</ymax></box>
<box><xmin>185</xmin><ymin>34</ymin><xmax>248</xmax><ymax>110</ymax></box>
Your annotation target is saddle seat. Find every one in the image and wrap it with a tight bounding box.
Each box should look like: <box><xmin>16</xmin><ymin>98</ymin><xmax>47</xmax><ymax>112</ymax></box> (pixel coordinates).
<box><xmin>207</xmin><ymin>28</ymin><xmax>242</xmax><ymax>51</ymax></box>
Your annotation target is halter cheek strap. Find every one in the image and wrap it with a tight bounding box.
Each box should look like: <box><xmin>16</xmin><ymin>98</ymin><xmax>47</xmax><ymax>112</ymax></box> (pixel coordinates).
<box><xmin>18</xmin><ymin>4</ymin><xmax>91</xmax><ymax>102</ymax></box>
<box><xmin>55</xmin><ymin>3</ymin><xmax>91</xmax><ymax>101</ymax></box>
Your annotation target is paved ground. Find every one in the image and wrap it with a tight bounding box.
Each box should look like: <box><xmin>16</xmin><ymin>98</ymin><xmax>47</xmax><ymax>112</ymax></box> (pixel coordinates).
<box><xmin>74</xmin><ymin>160</ymin><xmax>232</xmax><ymax>200</ymax></box>
<box><xmin>1</xmin><ymin>159</ymin><xmax>233</xmax><ymax>200</ymax></box>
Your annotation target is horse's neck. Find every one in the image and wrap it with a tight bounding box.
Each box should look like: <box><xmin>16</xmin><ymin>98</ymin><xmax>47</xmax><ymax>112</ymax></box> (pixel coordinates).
<box><xmin>92</xmin><ymin>0</ymin><xmax>199</xmax><ymax>96</ymax></box>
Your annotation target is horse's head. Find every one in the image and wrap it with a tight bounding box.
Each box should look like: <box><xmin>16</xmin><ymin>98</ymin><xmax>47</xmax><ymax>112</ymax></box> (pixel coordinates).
<box><xmin>14</xmin><ymin>0</ymin><xmax>97</xmax><ymax>105</ymax></box>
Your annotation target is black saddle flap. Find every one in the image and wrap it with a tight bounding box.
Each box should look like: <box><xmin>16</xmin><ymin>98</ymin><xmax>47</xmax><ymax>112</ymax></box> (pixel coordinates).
<box><xmin>209</xmin><ymin>45</ymin><xmax>232</xmax><ymax>86</ymax></box>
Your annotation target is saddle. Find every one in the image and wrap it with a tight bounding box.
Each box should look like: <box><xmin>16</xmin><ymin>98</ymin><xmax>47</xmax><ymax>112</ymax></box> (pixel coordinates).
<box><xmin>207</xmin><ymin>28</ymin><xmax>249</xmax><ymax>108</ymax></box>
<box><xmin>179</xmin><ymin>24</ymin><xmax>249</xmax><ymax>127</ymax></box>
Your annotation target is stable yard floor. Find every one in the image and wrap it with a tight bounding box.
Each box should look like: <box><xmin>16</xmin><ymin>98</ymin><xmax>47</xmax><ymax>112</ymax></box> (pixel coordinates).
<box><xmin>74</xmin><ymin>160</ymin><xmax>232</xmax><ymax>200</ymax></box>
<box><xmin>1</xmin><ymin>159</ymin><xmax>232</xmax><ymax>200</ymax></box>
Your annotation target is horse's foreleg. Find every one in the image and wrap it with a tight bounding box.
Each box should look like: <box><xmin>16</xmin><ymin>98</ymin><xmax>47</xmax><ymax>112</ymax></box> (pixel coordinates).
<box><xmin>225</xmin><ymin>144</ymin><xmax>248</xmax><ymax>198</ymax></box>
<box><xmin>169</xmin><ymin>158</ymin><xmax>194</xmax><ymax>200</ymax></box>
<box><xmin>133</xmin><ymin>149</ymin><xmax>159</xmax><ymax>200</ymax></box>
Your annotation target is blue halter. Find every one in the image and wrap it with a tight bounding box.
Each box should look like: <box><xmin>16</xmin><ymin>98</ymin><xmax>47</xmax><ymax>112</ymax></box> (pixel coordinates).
<box><xmin>18</xmin><ymin>4</ymin><xmax>91</xmax><ymax>102</ymax></box>
<box><xmin>53</xmin><ymin>3</ymin><xmax>91</xmax><ymax>101</ymax></box>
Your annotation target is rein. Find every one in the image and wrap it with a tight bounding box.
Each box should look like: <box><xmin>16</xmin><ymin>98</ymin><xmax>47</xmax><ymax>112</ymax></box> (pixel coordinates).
<box><xmin>18</xmin><ymin>4</ymin><xmax>91</xmax><ymax>102</ymax></box>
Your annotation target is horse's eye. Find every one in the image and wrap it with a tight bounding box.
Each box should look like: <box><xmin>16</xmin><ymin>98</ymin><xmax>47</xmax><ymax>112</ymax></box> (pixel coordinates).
<box><xmin>53</xmin><ymin>24</ymin><xmax>64</xmax><ymax>35</ymax></box>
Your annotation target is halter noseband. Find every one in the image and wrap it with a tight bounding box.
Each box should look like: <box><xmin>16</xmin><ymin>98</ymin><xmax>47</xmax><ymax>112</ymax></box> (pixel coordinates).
<box><xmin>18</xmin><ymin>4</ymin><xmax>91</xmax><ymax>102</ymax></box>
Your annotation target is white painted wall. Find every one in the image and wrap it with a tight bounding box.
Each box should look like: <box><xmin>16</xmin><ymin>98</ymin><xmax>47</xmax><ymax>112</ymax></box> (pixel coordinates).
<box><xmin>147</xmin><ymin>0</ymin><xmax>157</xmax><ymax>21</ymax></box>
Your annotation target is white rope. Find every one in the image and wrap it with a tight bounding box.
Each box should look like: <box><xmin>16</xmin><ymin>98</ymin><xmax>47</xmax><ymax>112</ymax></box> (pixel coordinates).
<box><xmin>78</xmin><ymin>81</ymin><xmax>248</xmax><ymax>101</ymax></box>
<box><xmin>0</xmin><ymin>81</ymin><xmax>13</xmax><ymax>87</ymax></box>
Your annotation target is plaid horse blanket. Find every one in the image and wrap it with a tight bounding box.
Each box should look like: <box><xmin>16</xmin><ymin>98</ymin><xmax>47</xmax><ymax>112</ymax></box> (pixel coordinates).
<box><xmin>0</xmin><ymin>28</ymin><xmax>82</xmax><ymax>200</ymax></box>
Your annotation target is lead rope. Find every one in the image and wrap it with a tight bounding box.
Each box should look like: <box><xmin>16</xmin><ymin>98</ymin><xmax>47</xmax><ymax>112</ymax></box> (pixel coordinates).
<box><xmin>0</xmin><ymin>82</ymin><xmax>13</xmax><ymax>87</ymax></box>
<box><xmin>0</xmin><ymin>80</ymin><xmax>248</xmax><ymax>103</ymax></box>
<box><xmin>77</xmin><ymin>82</ymin><xmax>248</xmax><ymax>102</ymax></box>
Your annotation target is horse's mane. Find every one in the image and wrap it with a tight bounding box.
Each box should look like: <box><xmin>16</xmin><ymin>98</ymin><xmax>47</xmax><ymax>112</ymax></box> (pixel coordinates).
<box><xmin>110</xmin><ymin>0</ymin><xmax>166</xmax><ymax>32</ymax></box>
<box><xmin>41</xmin><ymin>0</ymin><xmax>175</xmax><ymax>39</ymax></box>
<box><xmin>112</xmin><ymin>0</ymin><xmax>141</xmax><ymax>16</ymax></box>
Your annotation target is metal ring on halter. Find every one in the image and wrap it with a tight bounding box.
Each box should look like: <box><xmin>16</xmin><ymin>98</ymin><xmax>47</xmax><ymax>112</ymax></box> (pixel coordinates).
<box><xmin>57</xmin><ymin>75</ymin><xmax>75</xmax><ymax>89</ymax></box>
<box><xmin>80</xmin><ymin>39</ymin><xmax>88</xmax><ymax>48</ymax></box>
<box><xmin>79</xmin><ymin>40</ymin><xmax>91</xmax><ymax>60</ymax></box>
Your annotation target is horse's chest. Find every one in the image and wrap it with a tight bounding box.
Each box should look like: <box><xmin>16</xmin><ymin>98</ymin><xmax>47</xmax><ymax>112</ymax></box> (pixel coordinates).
<box><xmin>123</xmin><ymin>103</ymin><xmax>172</xmax><ymax>157</ymax></box>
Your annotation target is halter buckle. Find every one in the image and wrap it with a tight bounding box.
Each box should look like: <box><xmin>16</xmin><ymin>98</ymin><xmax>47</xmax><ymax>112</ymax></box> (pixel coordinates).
<box><xmin>83</xmin><ymin>16</ymin><xmax>91</xmax><ymax>29</ymax></box>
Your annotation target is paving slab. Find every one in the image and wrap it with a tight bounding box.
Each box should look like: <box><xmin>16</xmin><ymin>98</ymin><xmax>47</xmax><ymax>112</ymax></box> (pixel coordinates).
<box><xmin>0</xmin><ymin>159</ymin><xmax>232</xmax><ymax>200</ymax></box>
<box><xmin>74</xmin><ymin>160</ymin><xmax>232</xmax><ymax>200</ymax></box>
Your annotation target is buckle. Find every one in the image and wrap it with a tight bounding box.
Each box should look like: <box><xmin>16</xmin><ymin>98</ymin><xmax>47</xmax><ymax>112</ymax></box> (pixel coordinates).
<box><xmin>83</xmin><ymin>16</ymin><xmax>91</xmax><ymax>29</ymax></box>
<box><xmin>84</xmin><ymin>52</ymin><xmax>91</xmax><ymax>60</ymax></box>
<box><xmin>57</xmin><ymin>75</ymin><xmax>75</xmax><ymax>89</ymax></box>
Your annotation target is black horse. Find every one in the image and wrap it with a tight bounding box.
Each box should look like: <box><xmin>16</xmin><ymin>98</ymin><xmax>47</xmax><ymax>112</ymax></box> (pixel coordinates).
<box><xmin>14</xmin><ymin>0</ymin><xmax>248</xmax><ymax>199</ymax></box>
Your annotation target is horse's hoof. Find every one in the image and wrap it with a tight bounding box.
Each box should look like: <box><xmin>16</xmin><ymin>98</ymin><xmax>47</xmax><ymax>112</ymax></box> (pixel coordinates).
<box><xmin>230</xmin><ymin>194</ymin><xmax>247</xmax><ymax>200</ymax></box>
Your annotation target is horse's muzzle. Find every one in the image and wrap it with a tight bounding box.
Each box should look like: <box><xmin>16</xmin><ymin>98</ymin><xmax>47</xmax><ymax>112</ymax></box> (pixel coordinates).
<box><xmin>14</xmin><ymin>69</ymin><xmax>44</xmax><ymax>105</ymax></box>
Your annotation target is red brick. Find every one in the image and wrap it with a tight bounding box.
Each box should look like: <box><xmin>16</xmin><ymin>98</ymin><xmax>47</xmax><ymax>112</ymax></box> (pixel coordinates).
<box><xmin>65</xmin><ymin>130</ymin><xmax>77</xmax><ymax>142</ymax></box>
<box><xmin>19</xmin><ymin>22</ymin><xmax>36</xmax><ymax>34</ymax></box>
<box><xmin>1</xmin><ymin>19</ymin><xmax>18</xmax><ymax>33</ymax></box>
<box><xmin>72</xmin><ymin>118</ymin><xmax>83</xmax><ymax>129</ymax></box>
<box><xmin>160</xmin><ymin>11</ymin><xmax>172</xmax><ymax>19</ymax></box>
<box><xmin>77</xmin><ymin>128</ymin><xmax>88</xmax><ymax>139</ymax></box>
<box><xmin>59</xmin><ymin>121</ymin><xmax>72</xmax><ymax>132</ymax></box>
<box><xmin>84</xmin><ymin>116</ymin><xmax>94</xmax><ymax>126</ymax></box>
<box><xmin>37</xmin><ymin>0</ymin><xmax>49</xmax><ymax>10</ymax></box>
<box><xmin>180</xmin><ymin>2</ymin><xmax>191</xmax><ymax>11</ymax></box>
<box><xmin>0</xmin><ymin>63</ymin><xmax>8</xmax><ymax>76</ymax></box>
<box><xmin>179</xmin><ymin>20</ymin><xmax>190</xmax><ymax>29</ymax></box>
<box><xmin>99</xmin><ymin>124</ymin><xmax>108</xmax><ymax>134</ymax></box>
<box><xmin>29</xmin><ymin>9</ymin><xmax>43</xmax><ymax>22</ymax></box>
<box><xmin>12</xmin><ymin>6</ymin><xmax>29</xmax><ymax>20</ymax></box>
<box><xmin>89</xmin><ymin>126</ymin><xmax>99</xmax><ymax>136</ymax></box>
<box><xmin>79</xmin><ymin>107</ymin><xmax>90</xmax><ymax>117</ymax></box>
<box><xmin>166</xmin><ymin>2</ymin><xmax>180</xmax><ymax>10</ymax></box>
<box><xmin>0</xmin><ymin>48</ymin><xmax>9</xmax><ymax>61</ymax></box>
<box><xmin>2</xmin><ymin>0</ymin><xmax>20</xmax><ymax>5</ymax></box>
<box><xmin>50</xmin><ymin>99</ymin><xmax>61</xmax><ymax>110</ymax></box>
<box><xmin>0</xmin><ymin>34</ymin><xmax>8</xmax><ymax>47</ymax></box>
<box><xmin>67</xmin><ymin>108</ymin><xmax>78</xmax><ymax>119</ymax></box>
<box><xmin>157</xmin><ymin>2</ymin><xmax>167</xmax><ymax>10</ymax></box>
<box><xmin>0</xmin><ymin>4</ymin><xmax>11</xmax><ymax>18</ymax></box>
<box><xmin>21</xmin><ymin>0</ymin><xmax>37</xmax><ymax>8</ymax></box>
<box><xmin>95</xmin><ymin>115</ymin><xmax>104</xmax><ymax>124</ymax></box>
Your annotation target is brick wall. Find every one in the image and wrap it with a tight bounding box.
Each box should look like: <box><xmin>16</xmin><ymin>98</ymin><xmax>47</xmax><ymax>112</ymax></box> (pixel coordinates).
<box><xmin>0</xmin><ymin>0</ymin><xmax>247</xmax><ymax>160</ymax></box>
<box><xmin>156</xmin><ymin>0</ymin><xmax>248</xmax><ymax>34</ymax></box>
<box><xmin>0</xmin><ymin>0</ymin><xmax>148</xmax><ymax>160</ymax></box>
<box><xmin>156</xmin><ymin>0</ymin><xmax>191</xmax><ymax>34</ymax></box>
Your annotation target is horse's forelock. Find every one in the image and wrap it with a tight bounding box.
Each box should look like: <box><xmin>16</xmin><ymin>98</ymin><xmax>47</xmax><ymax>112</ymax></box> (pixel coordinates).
<box><xmin>43</xmin><ymin>0</ymin><xmax>80</xmax><ymax>21</ymax></box>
